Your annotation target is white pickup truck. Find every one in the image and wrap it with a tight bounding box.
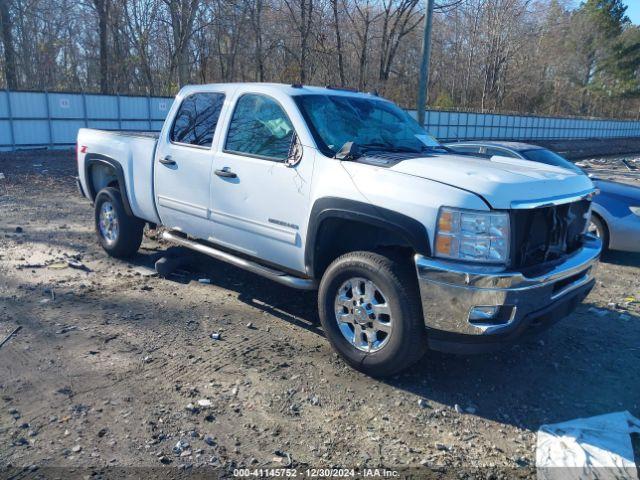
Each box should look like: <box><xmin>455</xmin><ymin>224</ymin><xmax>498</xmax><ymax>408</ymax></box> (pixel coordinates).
<box><xmin>77</xmin><ymin>83</ymin><xmax>601</xmax><ymax>376</ymax></box>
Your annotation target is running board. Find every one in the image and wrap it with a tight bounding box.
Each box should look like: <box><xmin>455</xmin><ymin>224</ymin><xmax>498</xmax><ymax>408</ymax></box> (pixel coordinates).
<box><xmin>162</xmin><ymin>231</ymin><xmax>317</xmax><ymax>290</ymax></box>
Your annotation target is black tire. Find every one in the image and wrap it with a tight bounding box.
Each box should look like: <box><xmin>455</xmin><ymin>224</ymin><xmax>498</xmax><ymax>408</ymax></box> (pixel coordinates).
<box><xmin>318</xmin><ymin>250</ymin><xmax>427</xmax><ymax>377</ymax></box>
<box><xmin>94</xmin><ymin>187</ymin><xmax>144</xmax><ymax>258</ymax></box>
<box><xmin>589</xmin><ymin>213</ymin><xmax>609</xmax><ymax>251</ymax></box>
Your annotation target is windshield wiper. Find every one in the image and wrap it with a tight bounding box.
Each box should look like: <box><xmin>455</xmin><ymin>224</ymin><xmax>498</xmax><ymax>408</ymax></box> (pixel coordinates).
<box><xmin>334</xmin><ymin>141</ymin><xmax>425</xmax><ymax>161</ymax></box>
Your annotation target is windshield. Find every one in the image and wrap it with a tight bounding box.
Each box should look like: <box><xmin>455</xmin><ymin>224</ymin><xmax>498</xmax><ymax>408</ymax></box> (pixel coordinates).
<box><xmin>520</xmin><ymin>148</ymin><xmax>583</xmax><ymax>174</ymax></box>
<box><xmin>294</xmin><ymin>94</ymin><xmax>443</xmax><ymax>156</ymax></box>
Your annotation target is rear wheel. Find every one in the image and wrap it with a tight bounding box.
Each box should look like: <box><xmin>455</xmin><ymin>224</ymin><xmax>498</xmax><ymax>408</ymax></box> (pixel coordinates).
<box><xmin>318</xmin><ymin>251</ymin><xmax>426</xmax><ymax>377</ymax></box>
<box><xmin>94</xmin><ymin>187</ymin><xmax>144</xmax><ymax>258</ymax></box>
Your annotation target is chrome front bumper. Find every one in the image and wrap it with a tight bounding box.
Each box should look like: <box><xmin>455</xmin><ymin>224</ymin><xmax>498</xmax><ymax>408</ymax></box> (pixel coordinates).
<box><xmin>415</xmin><ymin>235</ymin><xmax>602</xmax><ymax>338</ymax></box>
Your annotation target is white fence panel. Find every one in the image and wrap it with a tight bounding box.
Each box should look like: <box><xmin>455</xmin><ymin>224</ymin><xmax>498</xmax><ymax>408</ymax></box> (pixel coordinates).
<box><xmin>2</xmin><ymin>90</ymin><xmax>640</xmax><ymax>151</ymax></box>
<box><xmin>0</xmin><ymin>90</ymin><xmax>174</xmax><ymax>151</ymax></box>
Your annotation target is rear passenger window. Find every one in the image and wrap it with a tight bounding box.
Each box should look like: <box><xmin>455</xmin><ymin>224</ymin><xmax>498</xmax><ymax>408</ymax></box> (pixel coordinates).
<box><xmin>170</xmin><ymin>93</ymin><xmax>225</xmax><ymax>147</ymax></box>
<box><xmin>486</xmin><ymin>147</ymin><xmax>518</xmax><ymax>158</ymax></box>
<box><xmin>225</xmin><ymin>94</ymin><xmax>294</xmax><ymax>161</ymax></box>
<box><xmin>451</xmin><ymin>145</ymin><xmax>481</xmax><ymax>154</ymax></box>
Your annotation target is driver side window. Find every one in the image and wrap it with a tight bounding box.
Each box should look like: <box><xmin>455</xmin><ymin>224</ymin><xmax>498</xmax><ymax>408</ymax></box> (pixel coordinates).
<box><xmin>225</xmin><ymin>94</ymin><xmax>294</xmax><ymax>161</ymax></box>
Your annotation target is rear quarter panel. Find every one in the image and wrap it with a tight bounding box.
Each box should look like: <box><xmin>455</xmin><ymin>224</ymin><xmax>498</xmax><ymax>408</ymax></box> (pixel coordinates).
<box><xmin>78</xmin><ymin>128</ymin><xmax>161</xmax><ymax>224</ymax></box>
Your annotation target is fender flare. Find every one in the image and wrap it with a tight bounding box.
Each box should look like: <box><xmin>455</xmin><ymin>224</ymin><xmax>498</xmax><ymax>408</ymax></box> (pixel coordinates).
<box><xmin>84</xmin><ymin>154</ymin><xmax>134</xmax><ymax>217</ymax></box>
<box><xmin>305</xmin><ymin>197</ymin><xmax>431</xmax><ymax>275</ymax></box>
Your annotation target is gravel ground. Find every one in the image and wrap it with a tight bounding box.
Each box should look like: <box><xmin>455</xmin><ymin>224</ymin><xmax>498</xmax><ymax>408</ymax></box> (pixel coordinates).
<box><xmin>1</xmin><ymin>150</ymin><xmax>639</xmax><ymax>477</ymax></box>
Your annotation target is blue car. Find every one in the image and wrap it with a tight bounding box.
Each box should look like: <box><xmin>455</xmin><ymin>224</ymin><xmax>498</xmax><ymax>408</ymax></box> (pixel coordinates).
<box><xmin>446</xmin><ymin>141</ymin><xmax>640</xmax><ymax>252</ymax></box>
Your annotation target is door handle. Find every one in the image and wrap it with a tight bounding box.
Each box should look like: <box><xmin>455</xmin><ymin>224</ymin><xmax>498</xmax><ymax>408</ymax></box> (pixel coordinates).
<box><xmin>159</xmin><ymin>156</ymin><xmax>176</xmax><ymax>166</ymax></box>
<box><xmin>214</xmin><ymin>168</ymin><xmax>237</xmax><ymax>178</ymax></box>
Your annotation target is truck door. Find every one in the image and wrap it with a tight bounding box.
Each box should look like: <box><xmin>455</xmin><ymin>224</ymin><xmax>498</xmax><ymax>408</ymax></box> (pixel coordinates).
<box><xmin>154</xmin><ymin>92</ymin><xmax>225</xmax><ymax>240</ymax></box>
<box><xmin>210</xmin><ymin>93</ymin><xmax>314</xmax><ymax>274</ymax></box>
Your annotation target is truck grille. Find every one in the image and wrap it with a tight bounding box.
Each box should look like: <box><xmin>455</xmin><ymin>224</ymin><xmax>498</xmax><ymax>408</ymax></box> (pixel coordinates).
<box><xmin>511</xmin><ymin>200</ymin><xmax>590</xmax><ymax>269</ymax></box>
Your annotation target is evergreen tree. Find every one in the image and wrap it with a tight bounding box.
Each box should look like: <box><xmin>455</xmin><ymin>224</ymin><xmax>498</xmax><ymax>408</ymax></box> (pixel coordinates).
<box><xmin>576</xmin><ymin>0</ymin><xmax>640</xmax><ymax>106</ymax></box>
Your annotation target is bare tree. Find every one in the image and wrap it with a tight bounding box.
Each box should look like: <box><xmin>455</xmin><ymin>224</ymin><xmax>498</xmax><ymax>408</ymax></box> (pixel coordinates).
<box><xmin>163</xmin><ymin>0</ymin><xmax>200</xmax><ymax>87</ymax></box>
<box><xmin>92</xmin><ymin>0</ymin><xmax>111</xmax><ymax>93</ymax></box>
<box><xmin>0</xmin><ymin>0</ymin><xmax>17</xmax><ymax>89</ymax></box>
<box><xmin>378</xmin><ymin>0</ymin><xmax>422</xmax><ymax>85</ymax></box>
<box><xmin>245</xmin><ymin>0</ymin><xmax>266</xmax><ymax>81</ymax></box>
<box><xmin>346</xmin><ymin>0</ymin><xmax>383</xmax><ymax>90</ymax></box>
<box><xmin>123</xmin><ymin>0</ymin><xmax>160</xmax><ymax>93</ymax></box>
<box><xmin>330</xmin><ymin>0</ymin><xmax>346</xmax><ymax>85</ymax></box>
<box><xmin>0</xmin><ymin>0</ymin><xmax>638</xmax><ymax>119</ymax></box>
<box><xmin>282</xmin><ymin>0</ymin><xmax>315</xmax><ymax>83</ymax></box>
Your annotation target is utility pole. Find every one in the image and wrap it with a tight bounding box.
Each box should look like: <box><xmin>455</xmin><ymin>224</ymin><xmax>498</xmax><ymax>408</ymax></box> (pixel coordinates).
<box><xmin>417</xmin><ymin>0</ymin><xmax>435</xmax><ymax>127</ymax></box>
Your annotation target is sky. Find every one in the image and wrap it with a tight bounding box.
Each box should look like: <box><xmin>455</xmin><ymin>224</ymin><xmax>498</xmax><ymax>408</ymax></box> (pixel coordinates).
<box><xmin>624</xmin><ymin>1</ymin><xmax>640</xmax><ymax>25</ymax></box>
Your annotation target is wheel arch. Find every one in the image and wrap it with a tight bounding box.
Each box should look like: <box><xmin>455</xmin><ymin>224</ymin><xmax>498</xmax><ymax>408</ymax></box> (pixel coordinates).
<box><xmin>84</xmin><ymin>154</ymin><xmax>134</xmax><ymax>217</ymax></box>
<box><xmin>305</xmin><ymin>197</ymin><xmax>430</xmax><ymax>279</ymax></box>
<box><xmin>589</xmin><ymin>208</ymin><xmax>610</xmax><ymax>249</ymax></box>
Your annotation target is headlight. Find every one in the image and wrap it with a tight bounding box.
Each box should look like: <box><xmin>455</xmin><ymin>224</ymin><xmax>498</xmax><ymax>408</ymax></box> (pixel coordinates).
<box><xmin>630</xmin><ymin>206</ymin><xmax>640</xmax><ymax>217</ymax></box>
<box><xmin>435</xmin><ymin>207</ymin><xmax>510</xmax><ymax>264</ymax></box>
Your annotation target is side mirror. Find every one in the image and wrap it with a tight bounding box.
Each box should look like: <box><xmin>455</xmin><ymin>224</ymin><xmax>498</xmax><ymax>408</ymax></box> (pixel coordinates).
<box><xmin>335</xmin><ymin>141</ymin><xmax>361</xmax><ymax>161</ymax></box>
<box><xmin>286</xmin><ymin>133</ymin><xmax>303</xmax><ymax>167</ymax></box>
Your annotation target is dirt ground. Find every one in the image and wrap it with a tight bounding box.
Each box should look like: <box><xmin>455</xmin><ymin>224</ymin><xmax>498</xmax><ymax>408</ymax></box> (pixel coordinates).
<box><xmin>1</xmin><ymin>150</ymin><xmax>639</xmax><ymax>477</ymax></box>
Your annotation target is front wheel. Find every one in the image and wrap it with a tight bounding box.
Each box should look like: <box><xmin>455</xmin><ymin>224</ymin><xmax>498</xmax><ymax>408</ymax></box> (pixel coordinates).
<box><xmin>94</xmin><ymin>187</ymin><xmax>144</xmax><ymax>258</ymax></box>
<box><xmin>588</xmin><ymin>214</ymin><xmax>609</xmax><ymax>251</ymax></box>
<box><xmin>318</xmin><ymin>251</ymin><xmax>427</xmax><ymax>377</ymax></box>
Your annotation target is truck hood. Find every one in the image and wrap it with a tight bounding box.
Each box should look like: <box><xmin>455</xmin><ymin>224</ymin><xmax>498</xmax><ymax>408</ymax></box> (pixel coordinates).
<box><xmin>388</xmin><ymin>153</ymin><xmax>595</xmax><ymax>209</ymax></box>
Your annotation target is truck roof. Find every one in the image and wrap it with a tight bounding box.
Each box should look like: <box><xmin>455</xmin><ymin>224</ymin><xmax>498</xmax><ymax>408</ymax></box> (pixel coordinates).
<box><xmin>178</xmin><ymin>82</ymin><xmax>382</xmax><ymax>100</ymax></box>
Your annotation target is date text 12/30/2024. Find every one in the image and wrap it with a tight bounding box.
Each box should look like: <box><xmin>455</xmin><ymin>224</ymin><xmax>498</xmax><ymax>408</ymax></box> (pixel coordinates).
<box><xmin>233</xmin><ymin>468</ymin><xmax>400</xmax><ymax>478</ymax></box>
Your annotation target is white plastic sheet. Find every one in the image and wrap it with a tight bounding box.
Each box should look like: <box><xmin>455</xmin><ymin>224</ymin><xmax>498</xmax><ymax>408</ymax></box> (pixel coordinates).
<box><xmin>536</xmin><ymin>411</ymin><xmax>640</xmax><ymax>480</ymax></box>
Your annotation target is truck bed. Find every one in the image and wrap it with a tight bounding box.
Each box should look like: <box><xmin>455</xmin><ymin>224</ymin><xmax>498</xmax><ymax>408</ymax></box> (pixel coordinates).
<box><xmin>77</xmin><ymin>128</ymin><xmax>161</xmax><ymax>225</ymax></box>
<box><xmin>90</xmin><ymin>130</ymin><xmax>160</xmax><ymax>140</ymax></box>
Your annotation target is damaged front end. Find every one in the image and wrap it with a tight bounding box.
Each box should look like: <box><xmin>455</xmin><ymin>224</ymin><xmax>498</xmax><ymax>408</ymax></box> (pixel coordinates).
<box><xmin>511</xmin><ymin>199</ymin><xmax>592</xmax><ymax>270</ymax></box>
<box><xmin>413</xmin><ymin>196</ymin><xmax>601</xmax><ymax>354</ymax></box>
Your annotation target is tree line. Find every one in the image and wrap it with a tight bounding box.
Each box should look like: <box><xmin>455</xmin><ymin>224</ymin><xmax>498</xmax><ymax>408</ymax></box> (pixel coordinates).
<box><xmin>0</xmin><ymin>0</ymin><xmax>638</xmax><ymax>118</ymax></box>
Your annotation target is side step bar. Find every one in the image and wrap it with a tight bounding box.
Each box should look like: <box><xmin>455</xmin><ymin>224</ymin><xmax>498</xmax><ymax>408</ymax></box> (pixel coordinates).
<box><xmin>162</xmin><ymin>231</ymin><xmax>318</xmax><ymax>290</ymax></box>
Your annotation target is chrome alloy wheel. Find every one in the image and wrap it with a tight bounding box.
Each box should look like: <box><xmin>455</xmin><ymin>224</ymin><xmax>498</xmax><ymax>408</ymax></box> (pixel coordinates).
<box><xmin>99</xmin><ymin>201</ymin><xmax>119</xmax><ymax>244</ymax></box>
<box><xmin>587</xmin><ymin>220</ymin><xmax>601</xmax><ymax>238</ymax></box>
<box><xmin>334</xmin><ymin>277</ymin><xmax>393</xmax><ymax>352</ymax></box>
